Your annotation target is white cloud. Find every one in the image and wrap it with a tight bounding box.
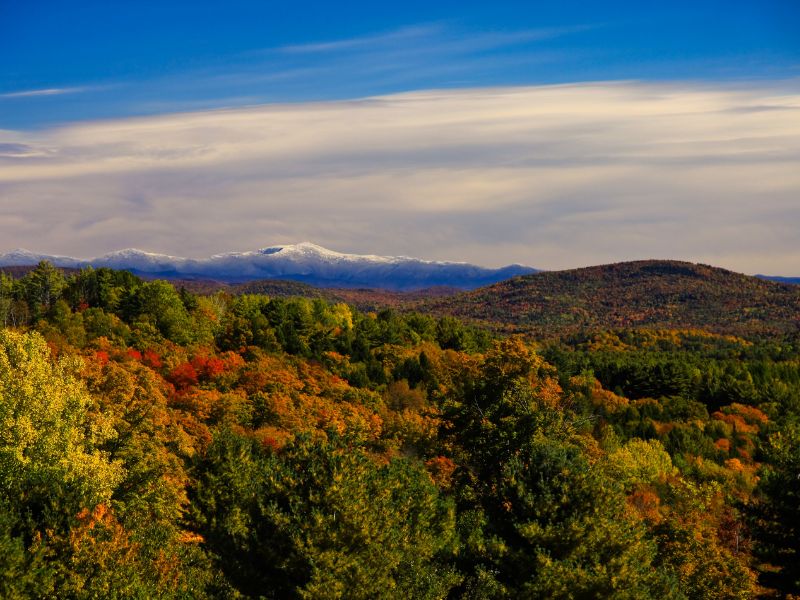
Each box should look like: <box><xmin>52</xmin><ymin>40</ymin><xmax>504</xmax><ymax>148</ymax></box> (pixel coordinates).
<box><xmin>0</xmin><ymin>80</ymin><xmax>799</xmax><ymax>274</ymax></box>
<box><xmin>0</xmin><ymin>86</ymin><xmax>88</xmax><ymax>99</ymax></box>
<box><xmin>276</xmin><ymin>24</ymin><xmax>444</xmax><ymax>54</ymax></box>
<box><xmin>275</xmin><ymin>23</ymin><xmax>594</xmax><ymax>55</ymax></box>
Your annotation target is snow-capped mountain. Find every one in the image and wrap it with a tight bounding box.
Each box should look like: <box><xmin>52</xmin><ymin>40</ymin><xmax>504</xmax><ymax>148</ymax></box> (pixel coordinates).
<box><xmin>0</xmin><ymin>242</ymin><xmax>537</xmax><ymax>290</ymax></box>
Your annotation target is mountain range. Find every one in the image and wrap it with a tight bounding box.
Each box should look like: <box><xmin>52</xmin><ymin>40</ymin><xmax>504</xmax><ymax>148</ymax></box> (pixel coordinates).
<box><xmin>756</xmin><ymin>275</ymin><xmax>800</xmax><ymax>285</ymax></box>
<box><xmin>0</xmin><ymin>243</ymin><xmax>536</xmax><ymax>291</ymax></box>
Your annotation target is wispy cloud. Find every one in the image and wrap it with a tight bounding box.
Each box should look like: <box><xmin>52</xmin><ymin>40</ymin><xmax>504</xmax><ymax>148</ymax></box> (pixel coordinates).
<box><xmin>2</xmin><ymin>22</ymin><xmax>602</xmax><ymax>128</ymax></box>
<box><xmin>0</xmin><ymin>86</ymin><xmax>88</xmax><ymax>99</ymax></box>
<box><xmin>1</xmin><ymin>80</ymin><xmax>799</xmax><ymax>273</ymax></box>
<box><xmin>277</xmin><ymin>24</ymin><xmax>444</xmax><ymax>54</ymax></box>
<box><xmin>275</xmin><ymin>23</ymin><xmax>594</xmax><ymax>55</ymax></box>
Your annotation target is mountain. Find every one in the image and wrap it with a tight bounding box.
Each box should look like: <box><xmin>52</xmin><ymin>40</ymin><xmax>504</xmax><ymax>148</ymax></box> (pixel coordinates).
<box><xmin>421</xmin><ymin>260</ymin><xmax>800</xmax><ymax>339</ymax></box>
<box><xmin>756</xmin><ymin>274</ymin><xmax>800</xmax><ymax>285</ymax></box>
<box><xmin>0</xmin><ymin>242</ymin><xmax>537</xmax><ymax>291</ymax></box>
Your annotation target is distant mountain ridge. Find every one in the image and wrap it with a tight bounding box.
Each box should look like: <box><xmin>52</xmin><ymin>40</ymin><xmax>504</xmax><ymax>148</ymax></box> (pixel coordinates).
<box><xmin>756</xmin><ymin>275</ymin><xmax>800</xmax><ymax>285</ymax></box>
<box><xmin>0</xmin><ymin>242</ymin><xmax>536</xmax><ymax>291</ymax></box>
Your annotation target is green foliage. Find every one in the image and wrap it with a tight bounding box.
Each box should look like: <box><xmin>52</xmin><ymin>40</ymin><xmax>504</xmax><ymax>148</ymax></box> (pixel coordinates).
<box><xmin>20</xmin><ymin>261</ymin><xmax>66</xmax><ymax>318</ymax></box>
<box><xmin>127</xmin><ymin>280</ymin><xmax>200</xmax><ymax>344</ymax></box>
<box><xmin>192</xmin><ymin>431</ymin><xmax>459</xmax><ymax>599</ymax></box>
<box><xmin>443</xmin><ymin>339</ymin><xmax>672</xmax><ymax>597</ymax></box>
<box><xmin>754</xmin><ymin>424</ymin><xmax>800</xmax><ymax>592</ymax></box>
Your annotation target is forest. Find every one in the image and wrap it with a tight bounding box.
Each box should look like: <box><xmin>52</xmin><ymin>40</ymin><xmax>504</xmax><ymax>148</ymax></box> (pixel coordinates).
<box><xmin>422</xmin><ymin>260</ymin><xmax>800</xmax><ymax>339</ymax></box>
<box><xmin>1</xmin><ymin>261</ymin><xmax>799</xmax><ymax>598</ymax></box>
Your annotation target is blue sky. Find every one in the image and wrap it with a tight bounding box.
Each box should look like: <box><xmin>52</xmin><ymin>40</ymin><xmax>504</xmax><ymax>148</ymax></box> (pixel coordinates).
<box><xmin>0</xmin><ymin>1</ymin><xmax>799</xmax><ymax>274</ymax></box>
<box><xmin>1</xmin><ymin>0</ymin><xmax>798</xmax><ymax>128</ymax></box>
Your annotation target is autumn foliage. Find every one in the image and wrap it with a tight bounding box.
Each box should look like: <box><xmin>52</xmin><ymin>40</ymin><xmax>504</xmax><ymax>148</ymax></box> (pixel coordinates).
<box><xmin>1</xmin><ymin>262</ymin><xmax>798</xmax><ymax>597</ymax></box>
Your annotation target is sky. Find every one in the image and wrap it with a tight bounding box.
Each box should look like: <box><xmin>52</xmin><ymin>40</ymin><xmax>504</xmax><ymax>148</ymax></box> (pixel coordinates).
<box><xmin>1</xmin><ymin>0</ymin><xmax>799</xmax><ymax>273</ymax></box>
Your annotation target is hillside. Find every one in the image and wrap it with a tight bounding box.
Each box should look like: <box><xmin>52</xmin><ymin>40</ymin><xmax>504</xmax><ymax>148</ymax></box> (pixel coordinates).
<box><xmin>235</xmin><ymin>279</ymin><xmax>459</xmax><ymax>311</ymax></box>
<box><xmin>422</xmin><ymin>260</ymin><xmax>800</xmax><ymax>339</ymax></box>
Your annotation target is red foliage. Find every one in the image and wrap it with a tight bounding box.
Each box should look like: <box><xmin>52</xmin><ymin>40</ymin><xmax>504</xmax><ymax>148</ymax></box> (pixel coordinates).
<box><xmin>126</xmin><ymin>348</ymin><xmax>143</xmax><ymax>361</ymax></box>
<box><xmin>169</xmin><ymin>362</ymin><xmax>199</xmax><ymax>389</ymax></box>
<box><xmin>142</xmin><ymin>349</ymin><xmax>163</xmax><ymax>369</ymax></box>
<box><xmin>94</xmin><ymin>350</ymin><xmax>110</xmax><ymax>367</ymax></box>
<box><xmin>191</xmin><ymin>355</ymin><xmax>226</xmax><ymax>381</ymax></box>
<box><xmin>261</xmin><ymin>436</ymin><xmax>281</xmax><ymax>453</ymax></box>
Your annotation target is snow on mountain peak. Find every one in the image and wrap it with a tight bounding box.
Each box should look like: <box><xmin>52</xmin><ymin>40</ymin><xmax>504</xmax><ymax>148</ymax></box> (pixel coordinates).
<box><xmin>0</xmin><ymin>243</ymin><xmax>538</xmax><ymax>290</ymax></box>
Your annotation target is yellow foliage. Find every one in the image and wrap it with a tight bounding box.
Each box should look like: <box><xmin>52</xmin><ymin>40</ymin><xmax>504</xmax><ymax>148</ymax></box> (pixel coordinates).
<box><xmin>0</xmin><ymin>330</ymin><xmax>123</xmax><ymax>505</ymax></box>
<box><xmin>605</xmin><ymin>438</ymin><xmax>675</xmax><ymax>489</ymax></box>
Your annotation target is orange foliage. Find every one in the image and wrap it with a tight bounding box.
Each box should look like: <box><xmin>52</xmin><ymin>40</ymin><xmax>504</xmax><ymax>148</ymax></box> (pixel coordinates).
<box><xmin>70</xmin><ymin>504</ymin><xmax>139</xmax><ymax>559</ymax></box>
<box><xmin>727</xmin><ymin>403</ymin><xmax>768</xmax><ymax>425</ymax></box>
<box><xmin>652</xmin><ymin>420</ymin><xmax>676</xmax><ymax>436</ymax></box>
<box><xmin>627</xmin><ymin>487</ymin><xmax>663</xmax><ymax>524</ymax></box>
<box><xmin>425</xmin><ymin>456</ymin><xmax>456</xmax><ymax>489</ymax></box>
<box><xmin>47</xmin><ymin>340</ymin><xmax>61</xmax><ymax>359</ymax></box>
<box><xmin>711</xmin><ymin>412</ymin><xmax>759</xmax><ymax>435</ymax></box>
<box><xmin>582</xmin><ymin>378</ymin><xmax>629</xmax><ymax>412</ymax></box>
<box><xmin>178</xmin><ymin>531</ymin><xmax>205</xmax><ymax>544</ymax></box>
<box><xmin>170</xmin><ymin>388</ymin><xmax>219</xmax><ymax>420</ymax></box>
<box><xmin>252</xmin><ymin>425</ymin><xmax>295</xmax><ymax>451</ymax></box>
<box><xmin>724</xmin><ymin>458</ymin><xmax>745</xmax><ymax>472</ymax></box>
<box><xmin>712</xmin><ymin>404</ymin><xmax>768</xmax><ymax>438</ymax></box>
<box><xmin>188</xmin><ymin>349</ymin><xmax>243</xmax><ymax>382</ymax></box>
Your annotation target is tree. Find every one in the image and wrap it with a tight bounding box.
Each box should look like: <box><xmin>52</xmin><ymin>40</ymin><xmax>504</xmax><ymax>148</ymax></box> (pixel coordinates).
<box><xmin>0</xmin><ymin>330</ymin><xmax>124</xmax><ymax>596</ymax></box>
<box><xmin>0</xmin><ymin>272</ymin><xmax>13</xmax><ymax>327</ymax></box>
<box><xmin>604</xmin><ymin>438</ymin><xmax>675</xmax><ymax>490</ymax></box>
<box><xmin>754</xmin><ymin>424</ymin><xmax>800</xmax><ymax>593</ymax></box>
<box><xmin>444</xmin><ymin>339</ymin><xmax>673</xmax><ymax>597</ymax></box>
<box><xmin>0</xmin><ymin>329</ymin><xmax>123</xmax><ymax>515</ymax></box>
<box><xmin>20</xmin><ymin>261</ymin><xmax>65</xmax><ymax>318</ymax></box>
<box><xmin>192</xmin><ymin>431</ymin><xmax>459</xmax><ymax>599</ymax></box>
<box><xmin>128</xmin><ymin>280</ymin><xmax>196</xmax><ymax>344</ymax></box>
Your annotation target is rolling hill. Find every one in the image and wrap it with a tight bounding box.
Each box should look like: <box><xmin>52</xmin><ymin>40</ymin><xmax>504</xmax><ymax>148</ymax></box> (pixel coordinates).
<box><xmin>420</xmin><ymin>260</ymin><xmax>800</xmax><ymax>339</ymax></box>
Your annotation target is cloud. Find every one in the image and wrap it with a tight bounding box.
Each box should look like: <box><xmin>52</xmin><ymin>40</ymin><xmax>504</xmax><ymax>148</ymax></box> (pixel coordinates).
<box><xmin>275</xmin><ymin>23</ymin><xmax>594</xmax><ymax>55</ymax></box>
<box><xmin>276</xmin><ymin>24</ymin><xmax>444</xmax><ymax>54</ymax></box>
<box><xmin>0</xmin><ymin>86</ymin><xmax>88</xmax><ymax>99</ymax></box>
<box><xmin>1</xmin><ymin>80</ymin><xmax>799</xmax><ymax>274</ymax></box>
<box><xmin>2</xmin><ymin>22</ymin><xmax>601</xmax><ymax>129</ymax></box>
<box><xmin>0</xmin><ymin>142</ymin><xmax>51</xmax><ymax>158</ymax></box>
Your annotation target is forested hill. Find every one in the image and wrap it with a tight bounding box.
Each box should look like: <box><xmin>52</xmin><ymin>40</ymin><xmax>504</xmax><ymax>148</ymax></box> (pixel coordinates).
<box><xmin>421</xmin><ymin>260</ymin><xmax>800</xmax><ymax>338</ymax></box>
<box><xmin>235</xmin><ymin>279</ymin><xmax>459</xmax><ymax>311</ymax></box>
